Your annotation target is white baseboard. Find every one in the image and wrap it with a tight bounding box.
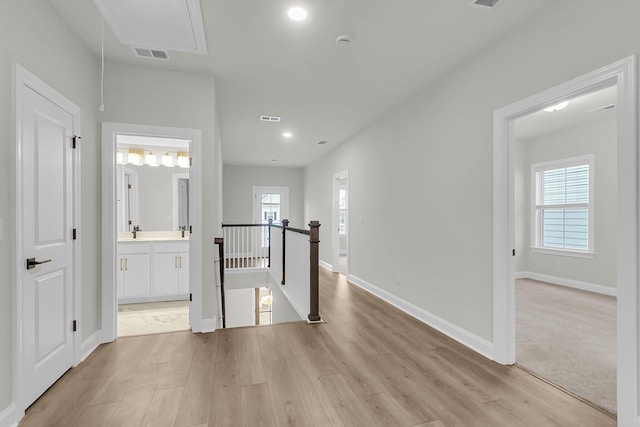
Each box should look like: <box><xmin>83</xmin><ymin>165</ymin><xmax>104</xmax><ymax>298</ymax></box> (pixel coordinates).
<box><xmin>515</xmin><ymin>271</ymin><xmax>617</xmax><ymax>297</ymax></box>
<box><xmin>199</xmin><ymin>318</ymin><xmax>218</xmax><ymax>333</ymax></box>
<box><xmin>0</xmin><ymin>403</ymin><xmax>17</xmax><ymax>427</ymax></box>
<box><xmin>347</xmin><ymin>274</ymin><xmax>495</xmax><ymax>360</ymax></box>
<box><xmin>80</xmin><ymin>330</ymin><xmax>102</xmax><ymax>362</ymax></box>
<box><xmin>319</xmin><ymin>259</ymin><xmax>332</xmax><ymax>272</ymax></box>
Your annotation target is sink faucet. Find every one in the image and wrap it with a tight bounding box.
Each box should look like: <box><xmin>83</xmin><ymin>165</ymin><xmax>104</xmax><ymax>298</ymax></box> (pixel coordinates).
<box><xmin>132</xmin><ymin>225</ymin><xmax>141</xmax><ymax>239</ymax></box>
<box><xmin>179</xmin><ymin>225</ymin><xmax>187</xmax><ymax>238</ymax></box>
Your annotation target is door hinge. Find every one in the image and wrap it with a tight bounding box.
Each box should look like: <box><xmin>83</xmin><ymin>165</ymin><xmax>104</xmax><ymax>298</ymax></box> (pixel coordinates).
<box><xmin>72</xmin><ymin>228</ymin><xmax>77</xmax><ymax>240</ymax></box>
<box><xmin>128</xmin><ymin>183</ymin><xmax>132</xmax><ymax>189</ymax></box>
<box><xmin>189</xmin><ymin>225</ymin><xmax>192</xmax><ymax>234</ymax></box>
<box><xmin>72</xmin><ymin>135</ymin><xmax>81</xmax><ymax>149</ymax></box>
<box><xmin>512</xmin><ymin>249</ymin><xmax>516</xmax><ymax>256</ymax></box>
<box><xmin>72</xmin><ymin>320</ymin><xmax>77</xmax><ymax>332</ymax></box>
<box><xmin>189</xmin><ymin>293</ymin><xmax>193</xmax><ymax>302</ymax></box>
<box><xmin>189</xmin><ymin>157</ymin><xmax>193</xmax><ymax>167</ymax></box>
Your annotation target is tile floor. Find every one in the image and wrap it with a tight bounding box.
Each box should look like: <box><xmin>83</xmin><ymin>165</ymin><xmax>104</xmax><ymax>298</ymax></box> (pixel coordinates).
<box><xmin>118</xmin><ymin>300</ymin><xmax>190</xmax><ymax>337</ymax></box>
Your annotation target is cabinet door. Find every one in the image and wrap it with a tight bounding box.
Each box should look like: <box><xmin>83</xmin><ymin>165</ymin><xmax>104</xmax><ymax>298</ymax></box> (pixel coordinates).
<box><xmin>178</xmin><ymin>253</ymin><xmax>189</xmax><ymax>294</ymax></box>
<box><xmin>124</xmin><ymin>254</ymin><xmax>151</xmax><ymax>297</ymax></box>
<box><xmin>116</xmin><ymin>257</ymin><xmax>125</xmax><ymax>298</ymax></box>
<box><xmin>155</xmin><ymin>253</ymin><xmax>180</xmax><ymax>295</ymax></box>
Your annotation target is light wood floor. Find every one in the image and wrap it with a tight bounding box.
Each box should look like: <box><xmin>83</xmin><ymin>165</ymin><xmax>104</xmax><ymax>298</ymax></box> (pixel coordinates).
<box><xmin>20</xmin><ymin>270</ymin><xmax>615</xmax><ymax>427</ymax></box>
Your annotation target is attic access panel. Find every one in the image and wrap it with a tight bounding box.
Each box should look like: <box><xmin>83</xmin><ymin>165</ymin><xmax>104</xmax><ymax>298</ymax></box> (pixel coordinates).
<box><xmin>95</xmin><ymin>0</ymin><xmax>208</xmax><ymax>54</ymax></box>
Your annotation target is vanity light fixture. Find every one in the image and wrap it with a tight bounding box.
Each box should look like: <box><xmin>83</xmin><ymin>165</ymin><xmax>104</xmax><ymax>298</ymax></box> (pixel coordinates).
<box><xmin>127</xmin><ymin>148</ymin><xmax>144</xmax><ymax>165</ymax></box>
<box><xmin>177</xmin><ymin>152</ymin><xmax>190</xmax><ymax>168</ymax></box>
<box><xmin>145</xmin><ymin>152</ymin><xmax>159</xmax><ymax>167</ymax></box>
<box><xmin>162</xmin><ymin>152</ymin><xmax>175</xmax><ymax>167</ymax></box>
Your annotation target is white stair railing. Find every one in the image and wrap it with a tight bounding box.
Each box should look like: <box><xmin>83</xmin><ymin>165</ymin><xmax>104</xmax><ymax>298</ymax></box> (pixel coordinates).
<box><xmin>222</xmin><ymin>224</ymin><xmax>269</xmax><ymax>269</ymax></box>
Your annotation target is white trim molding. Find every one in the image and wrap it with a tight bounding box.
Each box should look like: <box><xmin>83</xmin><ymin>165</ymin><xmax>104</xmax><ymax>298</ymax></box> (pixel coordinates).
<box><xmin>347</xmin><ymin>274</ymin><xmax>494</xmax><ymax>360</ymax></box>
<box><xmin>319</xmin><ymin>259</ymin><xmax>333</xmax><ymax>272</ymax></box>
<box><xmin>515</xmin><ymin>272</ymin><xmax>616</xmax><ymax>297</ymax></box>
<box><xmin>0</xmin><ymin>403</ymin><xmax>17</xmax><ymax>427</ymax></box>
<box><xmin>80</xmin><ymin>330</ymin><xmax>102</xmax><ymax>362</ymax></box>
<box><xmin>493</xmin><ymin>55</ymin><xmax>637</xmax><ymax>423</ymax></box>
<box><xmin>101</xmin><ymin>122</ymin><xmax>203</xmax><ymax>341</ymax></box>
<box><xmin>199</xmin><ymin>318</ymin><xmax>218</xmax><ymax>333</ymax></box>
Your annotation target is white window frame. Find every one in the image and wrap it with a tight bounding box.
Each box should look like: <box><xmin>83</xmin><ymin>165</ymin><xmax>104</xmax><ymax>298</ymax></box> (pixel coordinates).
<box><xmin>530</xmin><ymin>154</ymin><xmax>594</xmax><ymax>258</ymax></box>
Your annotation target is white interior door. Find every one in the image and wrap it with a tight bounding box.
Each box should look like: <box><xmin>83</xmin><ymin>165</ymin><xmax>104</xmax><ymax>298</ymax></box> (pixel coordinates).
<box><xmin>18</xmin><ymin>70</ymin><xmax>77</xmax><ymax>409</ymax></box>
<box><xmin>253</xmin><ymin>186</ymin><xmax>289</xmax><ymax>225</ymax></box>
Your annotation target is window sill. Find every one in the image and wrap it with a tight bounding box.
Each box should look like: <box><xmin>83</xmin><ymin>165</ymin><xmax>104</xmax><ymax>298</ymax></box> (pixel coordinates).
<box><xmin>530</xmin><ymin>247</ymin><xmax>595</xmax><ymax>259</ymax></box>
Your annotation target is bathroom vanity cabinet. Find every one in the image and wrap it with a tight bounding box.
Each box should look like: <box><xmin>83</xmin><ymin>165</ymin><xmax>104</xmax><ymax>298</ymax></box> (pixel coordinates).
<box><xmin>117</xmin><ymin>240</ymin><xmax>189</xmax><ymax>304</ymax></box>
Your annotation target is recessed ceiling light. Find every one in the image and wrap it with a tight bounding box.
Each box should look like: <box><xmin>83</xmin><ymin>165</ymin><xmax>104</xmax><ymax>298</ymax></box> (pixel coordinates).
<box><xmin>288</xmin><ymin>7</ymin><xmax>308</xmax><ymax>21</ymax></box>
<box><xmin>283</xmin><ymin>132</ymin><xmax>293</xmax><ymax>138</ymax></box>
<box><xmin>543</xmin><ymin>101</ymin><xmax>570</xmax><ymax>112</ymax></box>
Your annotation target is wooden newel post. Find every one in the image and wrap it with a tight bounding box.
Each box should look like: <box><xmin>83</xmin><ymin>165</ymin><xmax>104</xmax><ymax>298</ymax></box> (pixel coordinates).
<box><xmin>308</xmin><ymin>220</ymin><xmax>321</xmax><ymax>322</ymax></box>
<box><xmin>281</xmin><ymin>219</ymin><xmax>289</xmax><ymax>285</ymax></box>
<box><xmin>214</xmin><ymin>237</ymin><xmax>226</xmax><ymax>328</ymax></box>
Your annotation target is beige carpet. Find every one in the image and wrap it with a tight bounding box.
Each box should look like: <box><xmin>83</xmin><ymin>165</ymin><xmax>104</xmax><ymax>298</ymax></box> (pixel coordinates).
<box><xmin>516</xmin><ymin>279</ymin><xmax>616</xmax><ymax>414</ymax></box>
<box><xmin>118</xmin><ymin>300</ymin><xmax>190</xmax><ymax>337</ymax></box>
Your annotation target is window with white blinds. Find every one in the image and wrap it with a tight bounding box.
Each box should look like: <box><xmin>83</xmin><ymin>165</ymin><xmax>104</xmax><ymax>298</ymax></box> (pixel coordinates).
<box><xmin>532</xmin><ymin>155</ymin><xmax>593</xmax><ymax>254</ymax></box>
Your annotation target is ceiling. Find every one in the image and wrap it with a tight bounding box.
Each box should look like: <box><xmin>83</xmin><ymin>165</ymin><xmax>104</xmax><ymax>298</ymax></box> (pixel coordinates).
<box><xmin>49</xmin><ymin>0</ymin><xmax>556</xmax><ymax>167</ymax></box>
<box><xmin>516</xmin><ymin>85</ymin><xmax>617</xmax><ymax>141</ymax></box>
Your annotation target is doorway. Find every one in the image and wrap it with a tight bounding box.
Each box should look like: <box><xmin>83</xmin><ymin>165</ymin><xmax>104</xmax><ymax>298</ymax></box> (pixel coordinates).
<box><xmin>512</xmin><ymin>86</ymin><xmax>618</xmax><ymax>413</ymax></box>
<box><xmin>114</xmin><ymin>134</ymin><xmax>192</xmax><ymax>337</ymax></box>
<box><xmin>102</xmin><ymin>122</ymin><xmax>203</xmax><ymax>341</ymax></box>
<box><xmin>253</xmin><ymin>186</ymin><xmax>289</xmax><ymax>225</ymax></box>
<box><xmin>493</xmin><ymin>57</ymin><xmax>637</xmax><ymax>420</ymax></box>
<box><xmin>332</xmin><ymin>170</ymin><xmax>349</xmax><ymax>274</ymax></box>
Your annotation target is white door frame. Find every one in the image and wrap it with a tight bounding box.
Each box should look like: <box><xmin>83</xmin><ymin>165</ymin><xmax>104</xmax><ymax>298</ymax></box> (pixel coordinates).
<box><xmin>13</xmin><ymin>63</ymin><xmax>82</xmax><ymax>415</ymax></box>
<box><xmin>493</xmin><ymin>56</ymin><xmax>637</xmax><ymax>421</ymax></box>
<box><xmin>101</xmin><ymin>122</ymin><xmax>203</xmax><ymax>341</ymax></box>
<box><xmin>332</xmin><ymin>170</ymin><xmax>349</xmax><ymax>273</ymax></box>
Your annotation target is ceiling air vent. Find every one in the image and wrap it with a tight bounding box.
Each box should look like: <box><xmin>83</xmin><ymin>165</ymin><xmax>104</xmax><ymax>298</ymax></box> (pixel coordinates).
<box><xmin>470</xmin><ymin>0</ymin><xmax>501</xmax><ymax>8</ymax></box>
<box><xmin>133</xmin><ymin>47</ymin><xmax>169</xmax><ymax>60</ymax></box>
<box><xmin>260</xmin><ymin>115</ymin><xmax>281</xmax><ymax>122</ymax></box>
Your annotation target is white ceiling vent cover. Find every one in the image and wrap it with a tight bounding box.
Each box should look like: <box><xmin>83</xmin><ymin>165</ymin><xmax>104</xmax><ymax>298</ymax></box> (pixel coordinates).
<box><xmin>133</xmin><ymin>47</ymin><xmax>169</xmax><ymax>60</ymax></box>
<box><xmin>260</xmin><ymin>115</ymin><xmax>281</xmax><ymax>122</ymax></box>
<box><xmin>470</xmin><ymin>0</ymin><xmax>501</xmax><ymax>8</ymax></box>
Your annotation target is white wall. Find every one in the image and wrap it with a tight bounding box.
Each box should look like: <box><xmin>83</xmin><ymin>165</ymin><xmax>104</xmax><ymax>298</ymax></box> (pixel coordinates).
<box><xmin>102</xmin><ymin>62</ymin><xmax>222</xmax><ymax>320</ymax></box>
<box><xmin>225</xmin><ymin>289</ymin><xmax>256</xmax><ymax>328</ymax></box>
<box><xmin>223</xmin><ymin>165</ymin><xmax>304</xmax><ymax>227</ymax></box>
<box><xmin>0</xmin><ymin>0</ymin><xmax>101</xmax><ymax>415</ymax></box>
<box><xmin>304</xmin><ymin>0</ymin><xmax>640</xmax><ymax>345</ymax></box>
<box><xmin>515</xmin><ymin>118</ymin><xmax>617</xmax><ymax>290</ymax></box>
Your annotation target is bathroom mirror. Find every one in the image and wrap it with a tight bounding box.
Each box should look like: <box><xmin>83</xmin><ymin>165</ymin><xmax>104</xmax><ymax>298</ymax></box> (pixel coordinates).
<box><xmin>116</xmin><ymin>135</ymin><xmax>191</xmax><ymax>232</ymax></box>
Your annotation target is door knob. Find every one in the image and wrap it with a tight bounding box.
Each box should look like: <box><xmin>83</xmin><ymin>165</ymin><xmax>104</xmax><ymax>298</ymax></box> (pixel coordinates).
<box><xmin>26</xmin><ymin>258</ymin><xmax>52</xmax><ymax>270</ymax></box>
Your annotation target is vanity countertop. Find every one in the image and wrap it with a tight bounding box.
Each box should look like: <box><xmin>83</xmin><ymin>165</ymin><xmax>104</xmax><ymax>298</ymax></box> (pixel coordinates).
<box><xmin>118</xmin><ymin>231</ymin><xmax>189</xmax><ymax>242</ymax></box>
